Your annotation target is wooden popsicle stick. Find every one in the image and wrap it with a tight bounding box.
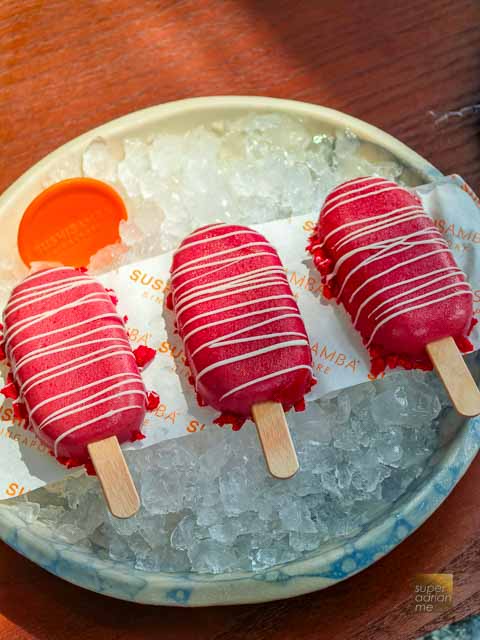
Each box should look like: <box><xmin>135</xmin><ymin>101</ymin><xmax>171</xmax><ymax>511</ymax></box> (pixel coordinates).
<box><xmin>87</xmin><ymin>436</ymin><xmax>140</xmax><ymax>519</ymax></box>
<box><xmin>426</xmin><ymin>336</ymin><xmax>480</xmax><ymax>417</ymax></box>
<box><xmin>251</xmin><ymin>401</ymin><xmax>299</xmax><ymax>479</ymax></box>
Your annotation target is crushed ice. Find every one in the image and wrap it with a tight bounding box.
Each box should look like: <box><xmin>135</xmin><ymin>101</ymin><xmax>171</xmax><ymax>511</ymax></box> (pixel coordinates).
<box><xmin>9</xmin><ymin>370</ymin><xmax>451</xmax><ymax>574</ymax></box>
<box><xmin>4</xmin><ymin>113</ymin><xmax>452</xmax><ymax>574</ymax></box>
<box><xmin>80</xmin><ymin>113</ymin><xmax>404</xmax><ymax>272</ymax></box>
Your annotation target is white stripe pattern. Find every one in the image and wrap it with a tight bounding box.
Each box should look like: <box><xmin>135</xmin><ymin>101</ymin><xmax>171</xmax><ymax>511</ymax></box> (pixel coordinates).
<box><xmin>170</xmin><ymin>224</ymin><xmax>312</xmax><ymax>409</ymax></box>
<box><xmin>311</xmin><ymin>177</ymin><xmax>472</xmax><ymax>352</ymax></box>
<box><xmin>3</xmin><ymin>268</ymin><xmax>146</xmax><ymax>460</ymax></box>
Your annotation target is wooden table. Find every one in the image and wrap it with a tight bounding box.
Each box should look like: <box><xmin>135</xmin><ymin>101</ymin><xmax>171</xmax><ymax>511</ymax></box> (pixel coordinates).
<box><xmin>0</xmin><ymin>1</ymin><xmax>479</xmax><ymax>638</ymax></box>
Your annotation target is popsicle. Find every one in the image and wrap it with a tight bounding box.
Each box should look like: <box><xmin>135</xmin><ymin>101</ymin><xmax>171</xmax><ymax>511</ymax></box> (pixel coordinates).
<box><xmin>169</xmin><ymin>223</ymin><xmax>316</xmax><ymax>478</ymax></box>
<box><xmin>2</xmin><ymin>266</ymin><xmax>147</xmax><ymax>516</ymax></box>
<box><xmin>308</xmin><ymin>176</ymin><xmax>479</xmax><ymax>416</ymax></box>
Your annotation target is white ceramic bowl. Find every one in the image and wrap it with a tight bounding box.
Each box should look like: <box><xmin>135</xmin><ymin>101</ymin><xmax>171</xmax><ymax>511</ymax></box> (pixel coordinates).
<box><xmin>0</xmin><ymin>97</ymin><xmax>478</xmax><ymax>606</ymax></box>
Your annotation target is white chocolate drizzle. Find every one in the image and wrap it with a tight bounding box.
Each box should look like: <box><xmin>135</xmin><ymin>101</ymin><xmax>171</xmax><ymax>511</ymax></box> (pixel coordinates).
<box><xmin>171</xmin><ymin>225</ymin><xmax>312</xmax><ymax>403</ymax></box>
<box><xmin>317</xmin><ymin>178</ymin><xmax>472</xmax><ymax>346</ymax></box>
<box><xmin>3</xmin><ymin>268</ymin><xmax>145</xmax><ymax>458</ymax></box>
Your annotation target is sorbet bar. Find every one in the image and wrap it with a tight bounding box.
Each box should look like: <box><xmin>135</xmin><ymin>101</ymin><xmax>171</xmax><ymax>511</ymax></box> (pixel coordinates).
<box><xmin>3</xmin><ymin>267</ymin><xmax>146</xmax><ymax>464</ymax></box>
<box><xmin>308</xmin><ymin>177</ymin><xmax>474</xmax><ymax>371</ymax></box>
<box><xmin>170</xmin><ymin>224</ymin><xmax>315</xmax><ymax>421</ymax></box>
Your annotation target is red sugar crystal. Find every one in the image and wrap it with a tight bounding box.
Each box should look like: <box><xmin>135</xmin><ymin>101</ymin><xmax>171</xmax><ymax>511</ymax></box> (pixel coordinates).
<box><xmin>133</xmin><ymin>345</ymin><xmax>156</xmax><ymax>368</ymax></box>
<box><xmin>146</xmin><ymin>390</ymin><xmax>160</xmax><ymax>410</ymax></box>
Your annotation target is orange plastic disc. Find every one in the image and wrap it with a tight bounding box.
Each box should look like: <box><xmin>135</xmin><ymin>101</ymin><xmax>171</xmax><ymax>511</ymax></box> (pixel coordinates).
<box><xmin>17</xmin><ymin>178</ymin><xmax>128</xmax><ymax>268</ymax></box>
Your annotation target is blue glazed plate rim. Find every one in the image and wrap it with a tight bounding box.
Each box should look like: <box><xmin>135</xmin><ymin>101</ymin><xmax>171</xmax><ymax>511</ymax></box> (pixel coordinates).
<box><xmin>0</xmin><ymin>416</ymin><xmax>477</xmax><ymax>606</ymax></box>
<box><xmin>0</xmin><ymin>96</ymin><xmax>477</xmax><ymax>606</ymax></box>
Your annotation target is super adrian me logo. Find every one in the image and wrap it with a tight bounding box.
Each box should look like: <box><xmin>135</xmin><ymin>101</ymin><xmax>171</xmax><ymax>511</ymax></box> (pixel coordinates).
<box><xmin>413</xmin><ymin>574</ymin><xmax>453</xmax><ymax>613</ymax></box>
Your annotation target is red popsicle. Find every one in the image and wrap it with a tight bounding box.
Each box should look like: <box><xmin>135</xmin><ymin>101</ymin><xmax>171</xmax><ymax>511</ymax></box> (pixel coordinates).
<box><xmin>308</xmin><ymin>176</ymin><xmax>479</xmax><ymax>416</ymax></box>
<box><xmin>170</xmin><ymin>223</ymin><xmax>316</xmax><ymax>478</ymax></box>
<box><xmin>2</xmin><ymin>266</ymin><xmax>146</xmax><ymax>516</ymax></box>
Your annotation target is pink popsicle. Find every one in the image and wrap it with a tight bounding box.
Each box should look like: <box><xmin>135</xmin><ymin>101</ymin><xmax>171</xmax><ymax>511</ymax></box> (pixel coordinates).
<box><xmin>2</xmin><ymin>267</ymin><xmax>146</xmax><ymax>465</ymax></box>
<box><xmin>169</xmin><ymin>223</ymin><xmax>315</xmax><ymax>425</ymax></box>
<box><xmin>308</xmin><ymin>176</ymin><xmax>475</xmax><ymax>374</ymax></box>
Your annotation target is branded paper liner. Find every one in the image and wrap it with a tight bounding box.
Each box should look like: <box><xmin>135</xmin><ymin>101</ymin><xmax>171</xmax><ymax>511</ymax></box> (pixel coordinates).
<box><xmin>1</xmin><ymin>176</ymin><xmax>479</xmax><ymax>498</ymax></box>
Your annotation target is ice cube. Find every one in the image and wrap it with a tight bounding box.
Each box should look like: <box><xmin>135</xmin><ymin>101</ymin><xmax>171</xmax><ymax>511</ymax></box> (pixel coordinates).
<box><xmin>117</xmin><ymin>139</ymin><xmax>151</xmax><ymax>198</ymax></box>
<box><xmin>188</xmin><ymin>539</ymin><xmax>238</xmax><ymax>574</ymax></box>
<box><xmin>82</xmin><ymin>138</ymin><xmax>117</xmax><ymax>182</ymax></box>
<box><xmin>249</xmin><ymin>542</ymin><xmax>297</xmax><ymax>570</ymax></box>
<box><xmin>292</xmin><ymin>401</ymin><xmax>333</xmax><ymax>444</ymax></box>
<box><xmin>108</xmin><ymin>534</ymin><xmax>134</xmax><ymax>562</ymax></box>
<box><xmin>289</xmin><ymin>531</ymin><xmax>322</xmax><ymax>552</ymax></box>
<box><xmin>375</xmin><ymin>429</ymin><xmax>403</xmax><ymax>467</ymax></box>
<box><xmin>335</xmin><ymin>129</ymin><xmax>360</xmax><ymax>159</ymax></box>
<box><xmin>208</xmin><ymin>520</ymin><xmax>239</xmax><ymax>545</ymax></box>
<box><xmin>87</xmin><ymin>243</ymin><xmax>128</xmax><ymax>274</ymax></box>
<box><xmin>10</xmin><ymin>500</ymin><xmax>40</xmax><ymax>524</ymax></box>
<box><xmin>55</xmin><ymin>523</ymin><xmax>87</xmax><ymax>544</ymax></box>
<box><xmin>279</xmin><ymin>501</ymin><xmax>317</xmax><ymax>533</ymax></box>
<box><xmin>170</xmin><ymin>514</ymin><xmax>196</xmax><ymax>551</ymax></box>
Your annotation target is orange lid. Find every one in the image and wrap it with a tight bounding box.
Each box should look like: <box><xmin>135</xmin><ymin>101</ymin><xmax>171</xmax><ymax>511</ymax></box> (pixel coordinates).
<box><xmin>17</xmin><ymin>178</ymin><xmax>128</xmax><ymax>268</ymax></box>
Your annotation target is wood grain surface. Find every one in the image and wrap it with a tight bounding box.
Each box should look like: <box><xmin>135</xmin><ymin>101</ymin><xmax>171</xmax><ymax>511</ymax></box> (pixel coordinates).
<box><xmin>0</xmin><ymin>0</ymin><xmax>479</xmax><ymax>639</ymax></box>
<box><xmin>87</xmin><ymin>436</ymin><xmax>141</xmax><ymax>520</ymax></box>
<box><xmin>252</xmin><ymin>402</ymin><xmax>300</xmax><ymax>479</ymax></box>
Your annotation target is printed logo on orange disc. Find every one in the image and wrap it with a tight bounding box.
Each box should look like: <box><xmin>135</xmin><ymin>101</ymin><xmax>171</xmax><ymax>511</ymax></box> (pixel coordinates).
<box><xmin>17</xmin><ymin>178</ymin><xmax>127</xmax><ymax>268</ymax></box>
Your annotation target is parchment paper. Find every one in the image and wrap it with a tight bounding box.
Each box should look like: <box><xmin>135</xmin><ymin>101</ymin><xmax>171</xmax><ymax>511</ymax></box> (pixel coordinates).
<box><xmin>1</xmin><ymin>175</ymin><xmax>478</xmax><ymax>498</ymax></box>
